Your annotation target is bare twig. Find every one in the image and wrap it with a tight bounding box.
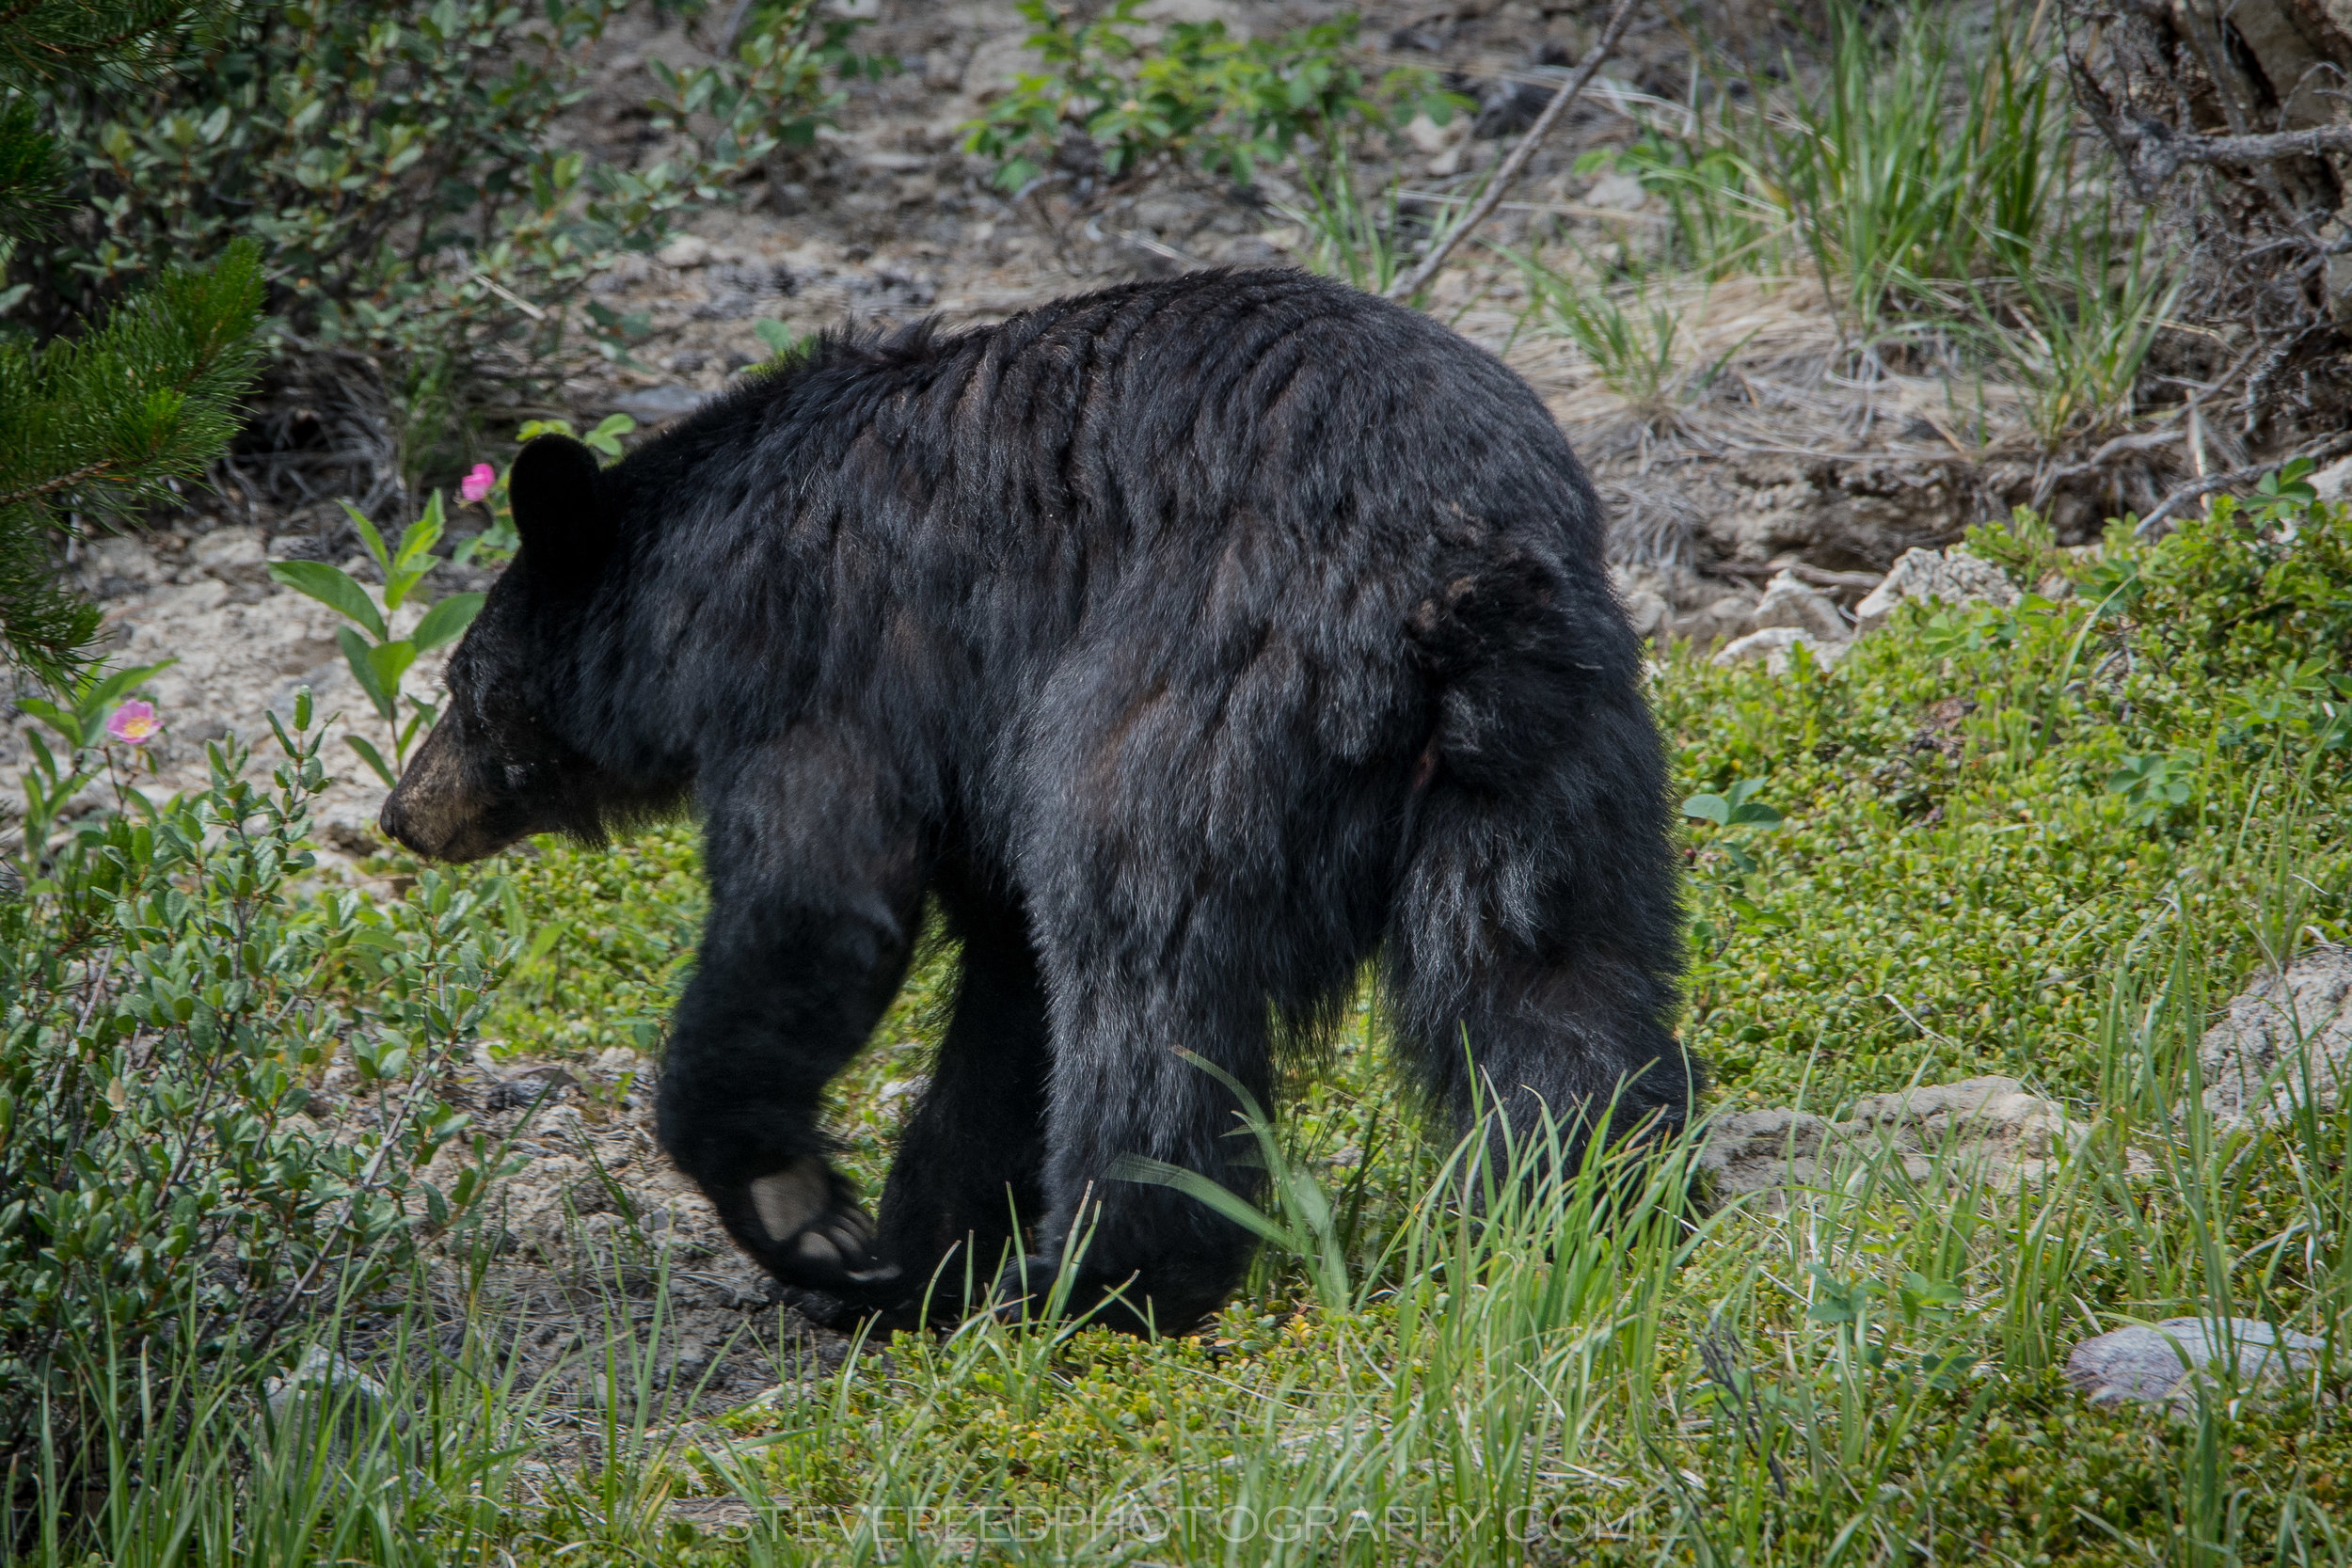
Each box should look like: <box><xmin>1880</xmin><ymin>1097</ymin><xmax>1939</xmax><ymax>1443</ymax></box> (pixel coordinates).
<box><xmin>2116</xmin><ymin>117</ymin><xmax>2352</xmax><ymax>184</ymax></box>
<box><xmin>2134</xmin><ymin>433</ymin><xmax>2352</xmax><ymax>539</ymax></box>
<box><xmin>2029</xmin><ymin>425</ymin><xmax>2185</xmax><ymax>510</ymax></box>
<box><xmin>1386</xmin><ymin>0</ymin><xmax>1640</xmax><ymax>303</ymax></box>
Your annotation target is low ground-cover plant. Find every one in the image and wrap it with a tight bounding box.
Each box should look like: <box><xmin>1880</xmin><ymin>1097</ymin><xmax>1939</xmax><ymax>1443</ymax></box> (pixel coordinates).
<box><xmin>0</xmin><ymin>691</ymin><xmax>519</xmax><ymax>1497</ymax></box>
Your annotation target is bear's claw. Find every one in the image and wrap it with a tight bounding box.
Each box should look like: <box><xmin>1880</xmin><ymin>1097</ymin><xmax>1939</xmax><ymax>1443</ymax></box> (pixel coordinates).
<box><xmin>738</xmin><ymin>1158</ymin><xmax>902</xmax><ymax>1303</ymax></box>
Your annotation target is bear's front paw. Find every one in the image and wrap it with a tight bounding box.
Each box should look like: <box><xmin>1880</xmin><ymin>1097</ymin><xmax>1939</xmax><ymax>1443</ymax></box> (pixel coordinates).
<box><xmin>739</xmin><ymin>1156</ymin><xmax>903</xmax><ymax>1297</ymax></box>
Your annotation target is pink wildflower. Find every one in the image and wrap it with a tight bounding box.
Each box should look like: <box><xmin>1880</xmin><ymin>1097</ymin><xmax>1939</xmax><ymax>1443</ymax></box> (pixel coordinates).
<box><xmin>459</xmin><ymin>463</ymin><xmax>497</xmax><ymax>504</ymax></box>
<box><xmin>106</xmin><ymin>701</ymin><xmax>161</xmax><ymax>746</ymax></box>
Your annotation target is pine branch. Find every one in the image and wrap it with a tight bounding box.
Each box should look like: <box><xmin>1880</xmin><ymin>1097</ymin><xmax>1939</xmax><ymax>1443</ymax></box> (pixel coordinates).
<box><xmin>0</xmin><ymin>0</ymin><xmax>228</xmax><ymax>87</ymax></box>
<box><xmin>0</xmin><ymin>240</ymin><xmax>261</xmax><ymax>679</ymax></box>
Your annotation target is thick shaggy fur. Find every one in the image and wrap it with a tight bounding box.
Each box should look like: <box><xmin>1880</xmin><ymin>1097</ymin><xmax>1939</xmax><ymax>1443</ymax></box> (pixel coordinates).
<box><xmin>382</xmin><ymin>269</ymin><xmax>1695</xmax><ymax>1335</ymax></box>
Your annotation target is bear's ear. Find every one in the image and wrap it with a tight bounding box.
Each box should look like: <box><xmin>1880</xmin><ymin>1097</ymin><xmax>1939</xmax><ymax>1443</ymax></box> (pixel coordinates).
<box><xmin>509</xmin><ymin>434</ymin><xmax>615</xmax><ymax>590</ymax></box>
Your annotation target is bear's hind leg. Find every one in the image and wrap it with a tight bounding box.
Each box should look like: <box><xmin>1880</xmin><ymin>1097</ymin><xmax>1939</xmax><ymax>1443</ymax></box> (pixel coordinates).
<box><xmin>991</xmin><ymin>974</ymin><xmax>1276</xmax><ymax>1337</ymax></box>
<box><xmin>874</xmin><ymin>915</ymin><xmax>1052</xmax><ymax>1323</ymax></box>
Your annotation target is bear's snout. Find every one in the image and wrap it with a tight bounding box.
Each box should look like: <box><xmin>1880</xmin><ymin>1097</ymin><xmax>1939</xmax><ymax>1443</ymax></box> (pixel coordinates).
<box><xmin>380</xmin><ymin>720</ymin><xmax>507</xmax><ymax>863</ymax></box>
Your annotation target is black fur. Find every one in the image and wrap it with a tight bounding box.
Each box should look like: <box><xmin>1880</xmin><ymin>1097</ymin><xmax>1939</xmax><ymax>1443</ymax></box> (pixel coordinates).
<box><xmin>386</xmin><ymin>269</ymin><xmax>1696</xmax><ymax>1335</ymax></box>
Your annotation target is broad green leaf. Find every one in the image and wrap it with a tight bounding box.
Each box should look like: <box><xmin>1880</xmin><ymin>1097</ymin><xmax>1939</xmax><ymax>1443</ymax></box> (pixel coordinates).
<box><xmin>369</xmin><ymin>638</ymin><xmax>418</xmax><ymax>696</ymax></box>
<box><xmin>78</xmin><ymin>658</ymin><xmax>178</xmax><ymax>721</ymax></box>
<box><xmin>410</xmin><ymin>593</ymin><xmax>484</xmax><ymax>651</ymax></box>
<box><xmin>14</xmin><ymin>697</ymin><xmax>80</xmax><ymax>749</ymax></box>
<box><xmin>271</xmin><ymin>561</ymin><xmax>387</xmax><ymax>641</ymax></box>
<box><xmin>346</xmin><ymin>734</ymin><xmax>397</xmax><ymax>787</ymax></box>
<box><xmin>390</xmin><ymin>491</ymin><xmax>446</xmax><ymax>584</ymax></box>
<box><xmin>339</xmin><ymin>499</ymin><xmax>391</xmax><ymax>578</ymax></box>
<box><xmin>337</xmin><ymin>626</ymin><xmax>397</xmax><ymax>722</ymax></box>
<box><xmin>585</xmin><ymin>413</ymin><xmax>636</xmax><ymax>456</ymax></box>
<box><xmin>1682</xmin><ymin>793</ymin><xmax>1730</xmax><ymax>826</ymax></box>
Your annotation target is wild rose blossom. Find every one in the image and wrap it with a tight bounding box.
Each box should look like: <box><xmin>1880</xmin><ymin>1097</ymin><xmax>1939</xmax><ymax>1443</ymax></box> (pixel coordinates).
<box><xmin>106</xmin><ymin>701</ymin><xmax>161</xmax><ymax>745</ymax></box>
<box><xmin>459</xmin><ymin>463</ymin><xmax>497</xmax><ymax>504</ymax></box>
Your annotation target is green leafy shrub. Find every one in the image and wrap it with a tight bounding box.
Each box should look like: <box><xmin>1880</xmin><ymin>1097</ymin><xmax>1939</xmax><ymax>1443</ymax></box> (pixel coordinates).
<box><xmin>0</xmin><ymin>690</ymin><xmax>518</xmax><ymax>1478</ymax></box>
<box><xmin>2124</xmin><ymin>468</ymin><xmax>2352</xmax><ymax>687</ymax></box>
<box><xmin>19</xmin><ymin>0</ymin><xmax>869</xmax><ymax>438</ymax></box>
<box><xmin>963</xmin><ymin>2</ymin><xmax>1457</xmax><ymax>193</ymax></box>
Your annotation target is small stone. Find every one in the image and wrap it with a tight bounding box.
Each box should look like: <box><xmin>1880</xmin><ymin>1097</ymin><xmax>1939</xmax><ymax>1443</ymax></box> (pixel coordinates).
<box><xmin>2066</xmin><ymin>1319</ymin><xmax>2325</xmax><ymax>1412</ymax></box>
<box><xmin>1747</xmin><ymin>570</ymin><xmax>1851</xmax><ymax>643</ymax></box>
<box><xmin>1712</xmin><ymin>626</ymin><xmax>1844</xmax><ymax>673</ymax></box>
<box><xmin>486</xmin><ymin>1064</ymin><xmax>578</xmax><ymax>1113</ymax></box>
<box><xmin>1131</xmin><ymin>197</ymin><xmax>1194</xmax><ymax>235</ymax></box>
<box><xmin>1853</xmin><ymin>547</ymin><xmax>2020</xmax><ymax>635</ymax></box>
<box><xmin>264</xmin><ymin>1346</ymin><xmax>394</xmax><ymax>1453</ymax></box>
<box><xmin>1583</xmin><ymin>172</ymin><xmax>1652</xmax><ymax>211</ymax></box>
<box><xmin>2310</xmin><ymin>453</ymin><xmax>2352</xmax><ymax>504</ymax></box>
<box><xmin>610</xmin><ymin>386</ymin><xmax>707</xmax><ymax>426</ymax></box>
<box><xmin>191</xmin><ymin>527</ymin><xmax>265</xmax><ymax>570</ymax></box>
<box><xmin>1619</xmin><ymin>586</ymin><xmax>1669</xmax><ymax>640</ymax></box>
<box><xmin>658</xmin><ymin>235</ymin><xmax>712</xmax><ymax>269</ymax></box>
<box><xmin>593</xmin><ymin>1044</ymin><xmax>645</xmax><ymax>1074</ymax></box>
<box><xmin>1404</xmin><ymin>112</ymin><xmax>1468</xmax><ymax>155</ymax></box>
<box><xmin>2200</xmin><ymin>944</ymin><xmax>2352</xmax><ymax>1125</ymax></box>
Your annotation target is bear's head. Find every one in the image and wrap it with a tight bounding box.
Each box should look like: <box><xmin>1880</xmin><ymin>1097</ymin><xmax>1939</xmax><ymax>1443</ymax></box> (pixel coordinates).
<box><xmin>380</xmin><ymin>433</ymin><xmax>642</xmax><ymax>862</ymax></box>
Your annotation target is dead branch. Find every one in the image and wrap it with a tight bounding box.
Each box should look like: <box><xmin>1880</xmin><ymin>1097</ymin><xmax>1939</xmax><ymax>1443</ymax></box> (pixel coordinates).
<box><xmin>2133</xmin><ymin>431</ymin><xmax>2352</xmax><ymax>538</ymax></box>
<box><xmin>2115</xmin><ymin>117</ymin><xmax>2352</xmax><ymax>185</ymax></box>
<box><xmin>1386</xmin><ymin>0</ymin><xmax>1638</xmax><ymax>303</ymax></box>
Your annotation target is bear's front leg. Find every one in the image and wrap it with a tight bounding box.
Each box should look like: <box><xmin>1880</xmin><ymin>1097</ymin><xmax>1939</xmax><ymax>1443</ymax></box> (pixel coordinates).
<box><xmin>654</xmin><ymin>779</ymin><xmax>925</xmax><ymax>1315</ymax></box>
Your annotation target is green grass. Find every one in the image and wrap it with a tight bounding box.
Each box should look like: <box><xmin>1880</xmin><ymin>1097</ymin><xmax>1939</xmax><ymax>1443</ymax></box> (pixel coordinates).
<box><xmin>13</xmin><ymin>500</ymin><xmax>2352</xmax><ymax>1563</ymax></box>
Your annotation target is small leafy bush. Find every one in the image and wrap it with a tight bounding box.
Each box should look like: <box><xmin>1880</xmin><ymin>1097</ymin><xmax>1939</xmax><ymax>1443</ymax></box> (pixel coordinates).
<box><xmin>19</xmin><ymin>0</ymin><xmax>871</xmax><ymax>430</ymax></box>
<box><xmin>0</xmin><ymin>690</ymin><xmax>518</xmax><ymax>1476</ymax></box>
<box><xmin>963</xmin><ymin>2</ymin><xmax>1457</xmax><ymax>193</ymax></box>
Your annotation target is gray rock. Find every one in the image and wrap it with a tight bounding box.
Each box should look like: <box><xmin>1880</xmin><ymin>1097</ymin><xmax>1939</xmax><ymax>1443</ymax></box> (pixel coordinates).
<box><xmin>2200</xmin><ymin>944</ymin><xmax>2352</xmax><ymax>1125</ymax></box>
<box><xmin>264</xmin><ymin>1346</ymin><xmax>396</xmax><ymax>1456</ymax></box>
<box><xmin>1748</xmin><ymin>570</ymin><xmax>1851</xmax><ymax>643</ymax></box>
<box><xmin>1619</xmin><ymin>586</ymin><xmax>1670</xmax><ymax>640</ymax></box>
<box><xmin>610</xmin><ymin>386</ymin><xmax>707</xmax><ymax>426</ymax></box>
<box><xmin>1711</xmin><ymin>626</ymin><xmax>1844</xmax><ymax>673</ymax></box>
<box><xmin>190</xmin><ymin>527</ymin><xmax>265</xmax><ymax>571</ymax></box>
<box><xmin>1853</xmin><ymin>547</ymin><xmax>2019</xmax><ymax>634</ymax></box>
<box><xmin>2066</xmin><ymin>1319</ymin><xmax>2326</xmax><ymax>1412</ymax></box>
<box><xmin>1699</xmin><ymin>1076</ymin><xmax>2099</xmax><ymax>1205</ymax></box>
<box><xmin>2310</xmin><ymin>452</ymin><xmax>2352</xmax><ymax>504</ymax></box>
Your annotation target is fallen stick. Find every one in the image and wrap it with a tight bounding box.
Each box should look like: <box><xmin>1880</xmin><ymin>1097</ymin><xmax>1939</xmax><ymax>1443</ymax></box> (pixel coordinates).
<box><xmin>2134</xmin><ymin>433</ymin><xmax>2352</xmax><ymax>539</ymax></box>
<box><xmin>1386</xmin><ymin>0</ymin><xmax>1641</xmax><ymax>304</ymax></box>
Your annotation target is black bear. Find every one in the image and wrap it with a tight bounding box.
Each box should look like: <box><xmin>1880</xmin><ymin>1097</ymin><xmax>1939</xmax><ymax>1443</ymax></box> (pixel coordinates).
<box><xmin>381</xmin><ymin>268</ymin><xmax>1694</xmax><ymax>1335</ymax></box>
